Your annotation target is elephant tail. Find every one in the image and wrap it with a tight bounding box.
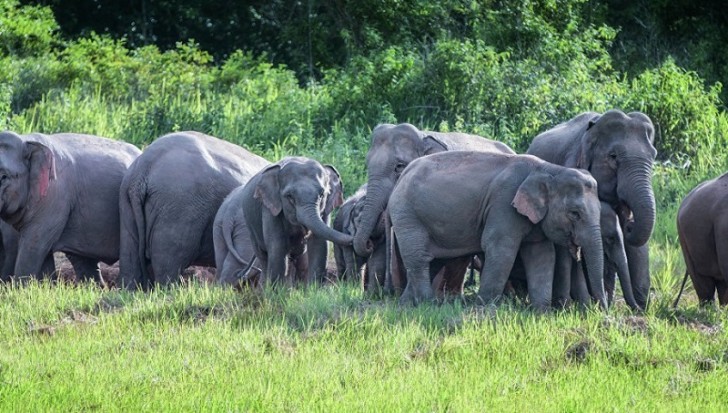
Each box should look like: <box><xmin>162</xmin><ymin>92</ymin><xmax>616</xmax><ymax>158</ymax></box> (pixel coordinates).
<box><xmin>129</xmin><ymin>178</ymin><xmax>149</xmax><ymax>287</ymax></box>
<box><xmin>222</xmin><ymin>218</ymin><xmax>249</xmax><ymax>266</ymax></box>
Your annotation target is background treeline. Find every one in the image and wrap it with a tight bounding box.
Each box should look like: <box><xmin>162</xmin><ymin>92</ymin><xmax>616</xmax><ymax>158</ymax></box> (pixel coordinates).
<box><xmin>2</xmin><ymin>0</ymin><xmax>727</xmax><ymax>246</ymax></box>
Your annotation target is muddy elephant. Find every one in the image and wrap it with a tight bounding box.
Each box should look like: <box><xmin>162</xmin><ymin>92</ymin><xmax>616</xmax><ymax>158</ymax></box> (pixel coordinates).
<box><xmin>554</xmin><ymin>201</ymin><xmax>639</xmax><ymax>310</ymax></box>
<box><xmin>0</xmin><ymin>131</ymin><xmax>141</xmax><ymax>281</ymax></box>
<box><xmin>527</xmin><ymin>110</ymin><xmax>656</xmax><ymax>308</ymax></box>
<box><xmin>676</xmin><ymin>172</ymin><xmax>728</xmax><ymax>305</ymax></box>
<box><xmin>215</xmin><ymin>157</ymin><xmax>346</xmax><ymax>286</ymax></box>
<box><xmin>353</xmin><ymin>123</ymin><xmax>515</xmax><ymax>296</ymax></box>
<box><xmin>118</xmin><ymin>131</ymin><xmax>269</xmax><ymax>289</ymax></box>
<box><xmin>388</xmin><ymin>152</ymin><xmax>605</xmax><ymax>310</ymax></box>
<box><xmin>240</xmin><ymin>156</ymin><xmax>352</xmax><ymax>285</ymax></box>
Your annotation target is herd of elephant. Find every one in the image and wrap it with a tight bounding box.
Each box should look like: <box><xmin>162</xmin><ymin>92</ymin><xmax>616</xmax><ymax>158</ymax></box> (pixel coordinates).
<box><xmin>0</xmin><ymin>108</ymin><xmax>723</xmax><ymax>310</ymax></box>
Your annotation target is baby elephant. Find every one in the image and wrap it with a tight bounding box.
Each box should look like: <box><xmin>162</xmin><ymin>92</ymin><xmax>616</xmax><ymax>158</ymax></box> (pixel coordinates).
<box><xmin>388</xmin><ymin>151</ymin><xmax>606</xmax><ymax>310</ymax></box>
<box><xmin>677</xmin><ymin>172</ymin><xmax>728</xmax><ymax>306</ymax></box>
<box><xmin>556</xmin><ymin>202</ymin><xmax>639</xmax><ymax>310</ymax></box>
<box><xmin>332</xmin><ymin>184</ymin><xmax>387</xmax><ymax>290</ymax></box>
<box><xmin>235</xmin><ymin>156</ymin><xmax>352</xmax><ymax>285</ymax></box>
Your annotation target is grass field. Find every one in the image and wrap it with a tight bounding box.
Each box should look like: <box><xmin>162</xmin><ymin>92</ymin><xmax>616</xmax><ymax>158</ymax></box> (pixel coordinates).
<box><xmin>0</xmin><ymin>243</ymin><xmax>726</xmax><ymax>412</ymax></box>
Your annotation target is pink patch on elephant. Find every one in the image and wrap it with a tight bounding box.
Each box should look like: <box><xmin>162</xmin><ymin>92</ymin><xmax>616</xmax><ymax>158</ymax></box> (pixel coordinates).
<box><xmin>38</xmin><ymin>150</ymin><xmax>56</xmax><ymax>197</ymax></box>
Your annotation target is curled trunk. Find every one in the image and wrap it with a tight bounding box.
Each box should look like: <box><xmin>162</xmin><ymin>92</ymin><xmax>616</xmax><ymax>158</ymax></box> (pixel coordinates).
<box><xmin>618</xmin><ymin>162</ymin><xmax>656</xmax><ymax>246</ymax></box>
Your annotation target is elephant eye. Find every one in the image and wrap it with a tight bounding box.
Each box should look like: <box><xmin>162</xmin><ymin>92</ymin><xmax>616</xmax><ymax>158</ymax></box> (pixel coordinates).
<box><xmin>394</xmin><ymin>161</ymin><xmax>407</xmax><ymax>174</ymax></box>
<box><xmin>285</xmin><ymin>193</ymin><xmax>294</xmax><ymax>204</ymax></box>
<box><xmin>568</xmin><ymin>210</ymin><xmax>581</xmax><ymax>221</ymax></box>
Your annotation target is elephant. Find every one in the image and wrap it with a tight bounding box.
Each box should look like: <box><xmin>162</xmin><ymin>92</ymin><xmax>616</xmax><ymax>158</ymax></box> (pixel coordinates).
<box><xmin>352</xmin><ymin>123</ymin><xmax>515</xmax><ymax>297</ymax></box>
<box><xmin>527</xmin><ymin>110</ymin><xmax>656</xmax><ymax>308</ymax></box>
<box><xmin>332</xmin><ymin>184</ymin><xmax>387</xmax><ymax>291</ymax></box>
<box><xmin>213</xmin><ymin>159</ymin><xmax>344</xmax><ymax>287</ymax></box>
<box><xmin>118</xmin><ymin>131</ymin><xmax>269</xmax><ymax>289</ymax></box>
<box><xmin>332</xmin><ymin>184</ymin><xmax>368</xmax><ymax>281</ymax></box>
<box><xmin>388</xmin><ymin>151</ymin><xmax>606</xmax><ymax>310</ymax></box>
<box><xmin>212</xmin><ymin>185</ymin><xmax>263</xmax><ymax>287</ymax></box>
<box><xmin>676</xmin><ymin>172</ymin><xmax>728</xmax><ymax>305</ymax></box>
<box><xmin>0</xmin><ymin>131</ymin><xmax>141</xmax><ymax>282</ymax></box>
<box><xmin>240</xmin><ymin>156</ymin><xmax>352</xmax><ymax>285</ymax></box>
<box><xmin>555</xmin><ymin>201</ymin><xmax>639</xmax><ymax>310</ymax></box>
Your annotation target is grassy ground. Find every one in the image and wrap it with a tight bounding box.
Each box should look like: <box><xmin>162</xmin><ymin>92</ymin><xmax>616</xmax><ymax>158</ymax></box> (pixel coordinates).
<box><xmin>0</xmin><ymin>243</ymin><xmax>727</xmax><ymax>412</ymax></box>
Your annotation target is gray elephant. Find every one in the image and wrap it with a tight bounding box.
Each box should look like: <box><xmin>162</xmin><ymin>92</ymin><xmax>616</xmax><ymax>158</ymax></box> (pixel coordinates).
<box><xmin>388</xmin><ymin>151</ymin><xmax>605</xmax><ymax>310</ymax></box>
<box><xmin>558</xmin><ymin>201</ymin><xmax>639</xmax><ymax>310</ymax></box>
<box><xmin>0</xmin><ymin>131</ymin><xmax>141</xmax><ymax>281</ymax></box>
<box><xmin>240</xmin><ymin>156</ymin><xmax>352</xmax><ymax>285</ymax></box>
<box><xmin>332</xmin><ymin>184</ymin><xmax>368</xmax><ymax>281</ymax></box>
<box><xmin>118</xmin><ymin>131</ymin><xmax>269</xmax><ymax>289</ymax></box>
<box><xmin>352</xmin><ymin>123</ymin><xmax>515</xmax><ymax>296</ymax></box>
<box><xmin>213</xmin><ymin>159</ymin><xmax>344</xmax><ymax>286</ymax></box>
<box><xmin>676</xmin><ymin>172</ymin><xmax>728</xmax><ymax>305</ymax></box>
<box><xmin>212</xmin><ymin>185</ymin><xmax>263</xmax><ymax>287</ymax></box>
<box><xmin>527</xmin><ymin>110</ymin><xmax>656</xmax><ymax>308</ymax></box>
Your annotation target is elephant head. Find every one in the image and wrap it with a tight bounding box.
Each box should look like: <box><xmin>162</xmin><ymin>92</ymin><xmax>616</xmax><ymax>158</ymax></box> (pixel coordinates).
<box><xmin>576</xmin><ymin>110</ymin><xmax>656</xmax><ymax>246</ymax></box>
<box><xmin>513</xmin><ymin>167</ymin><xmax>606</xmax><ymax>308</ymax></box>
<box><xmin>254</xmin><ymin>157</ymin><xmax>351</xmax><ymax>246</ymax></box>
<box><xmin>353</xmin><ymin>123</ymin><xmax>447</xmax><ymax>256</ymax></box>
<box><xmin>0</xmin><ymin>131</ymin><xmax>56</xmax><ymax>220</ymax></box>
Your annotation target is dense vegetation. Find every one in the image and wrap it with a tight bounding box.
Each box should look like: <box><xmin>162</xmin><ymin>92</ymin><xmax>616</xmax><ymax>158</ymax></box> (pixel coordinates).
<box><xmin>1</xmin><ymin>1</ymin><xmax>728</xmax><ymax>409</ymax></box>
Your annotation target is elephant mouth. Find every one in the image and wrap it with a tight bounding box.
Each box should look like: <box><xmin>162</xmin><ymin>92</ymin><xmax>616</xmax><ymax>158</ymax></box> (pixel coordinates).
<box><xmin>568</xmin><ymin>239</ymin><xmax>582</xmax><ymax>262</ymax></box>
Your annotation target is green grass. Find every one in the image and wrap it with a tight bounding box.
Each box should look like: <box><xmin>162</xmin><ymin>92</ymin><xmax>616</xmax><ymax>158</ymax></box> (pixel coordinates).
<box><xmin>1</xmin><ymin>246</ymin><xmax>727</xmax><ymax>412</ymax></box>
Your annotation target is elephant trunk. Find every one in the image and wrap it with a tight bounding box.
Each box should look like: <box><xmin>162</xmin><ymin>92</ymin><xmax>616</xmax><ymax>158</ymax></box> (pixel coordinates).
<box><xmin>580</xmin><ymin>225</ymin><xmax>607</xmax><ymax>310</ymax></box>
<box><xmin>297</xmin><ymin>204</ymin><xmax>353</xmax><ymax>246</ymax></box>
<box><xmin>618</xmin><ymin>160</ymin><xmax>656</xmax><ymax>246</ymax></box>
<box><xmin>610</xmin><ymin>243</ymin><xmax>640</xmax><ymax>311</ymax></box>
<box><xmin>353</xmin><ymin>178</ymin><xmax>392</xmax><ymax>256</ymax></box>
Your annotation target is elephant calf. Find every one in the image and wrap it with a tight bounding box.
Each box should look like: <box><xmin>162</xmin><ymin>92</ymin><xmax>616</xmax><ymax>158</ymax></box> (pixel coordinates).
<box><xmin>388</xmin><ymin>151</ymin><xmax>606</xmax><ymax>310</ymax></box>
<box><xmin>677</xmin><ymin>172</ymin><xmax>728</xmax><ymax>305</ymax></box>
<box><xmin>238</xmin><ymin>156</ymin><xmax>352</xmax><ymax>285</ymax></box>
<box><xmin>332</xmin><ymin>184</ymin><xmax>387</xmax><ymax>291</ymax></box>
<box><xmin>554</xmin><ymin>201</ymin><xmax>640</xmax><ymax>310</ymax></box>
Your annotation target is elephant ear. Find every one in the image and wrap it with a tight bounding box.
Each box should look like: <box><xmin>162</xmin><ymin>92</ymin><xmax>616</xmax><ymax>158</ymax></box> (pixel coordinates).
<box><xmin>576</xmin><ymin>114</ymin><xmax>601</xmax><ymax>170</ymax></box>
<box><xmin>512</xmin><ymin>172</ymin><xmax>550</xmax><ymax>224</ymax></box>
<box><xmin>422</xmin><ymin>135</ymin><xmax>448</xmax><ymax>155</ymax></box>
<box><xmin>323</xmin><ymin>165</ymin><xmax>344</xmax><ymax>215</ymax></box>
<box><xmin>254</xmin><ymin>164</ymin><xmax>282</xmax><ymax>216</ymax></box>
<box><xmin>25</xmin><ymin>141</ymin><xmax>56</xmax><ymax>198</ymax></box>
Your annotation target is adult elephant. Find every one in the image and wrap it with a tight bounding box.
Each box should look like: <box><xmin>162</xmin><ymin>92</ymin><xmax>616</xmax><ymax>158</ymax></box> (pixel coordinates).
<box><xmin>118</xmin><ymin>131</ymin><xmax>269</xmax><ymax>289</ymax></box>
<box><xmin>240</xmin><ymin>156</ymin><xmax>351</xmax><ymax>285</ymax></box>
<box><xmin>388</xmin><ymin>151</ymin><xmax>606</xmax><ymax>310</ymax></box>
<box><xmin>527</xmin><ymin>110</ymin><xmax>656</xmax><ymax>308</ymax></box>
<box><xmin>676</xmin><ymin>172</ymin><xmax>728</xmax><ymax>306</ymax></box>
<box><xmin>353</xmin><ymin>123</ymin><xmax>515</xmax><ymax>258</ymax></box>
<box><xmin>0</xmin><ymin>131</ymin><xmax>141</xmax><ymax>281</ymax></box>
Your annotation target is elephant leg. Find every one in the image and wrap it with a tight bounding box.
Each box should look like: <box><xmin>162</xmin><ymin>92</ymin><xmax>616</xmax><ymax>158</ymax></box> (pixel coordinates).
<box><xmin>0</xmin><ymin>226</ymin><xmax>18</xmax><ymax>281</ymax></box>
<box><xmin>603</xmin><ymin>266</ymin><xmax>617</xmax><ymax>307</ymax></box>
<box><xmin>66</xmin><ymin>254</ymin><xmax>100</xmax><ymax>284</ymax></box>
<box><xmin>366</xmin><ymin>246</ymin><xmax>386</xmax><ymax>293</ymax></box>
<box><xmin>305</xmin><ymin>235</ymin><xmax>327</xmax><ymax>283</ymax></box>
<box><xmin>570</xmin><ymin>260</ymin><xmax>591</xmax><ymax>307</ymax></box>
<box><xmin>397</xmin><ymin>229</ymin><xmax>434</xmax><ymax>306</ymax></box>
<box><xmin>519</xmin><ymin>241</ymin><xmax>555</xmax><ymax>311</ymax></box>
<box><xmin>478</xmin><ymin>231</ymin><xmax>521</xmax><ymax>306</ymax></box>
<box><xmin>14</xmin><ymin>222</ymin><xmax>64</xmax><ymax>280</ymax></box>
<box><xmin>291</xmin><ymin>252</ymin><xmax>309</xmax><ymax>285</ymax></box>
<box><xmin>38</xmin><ymin>254</ymin><xmax>57</xmax><ymax>281</ymax></box>
<box><xmin>716</xmin><ymin>280</ymin><xmax>728</xmax><ymax>306</ymax></box>
<box><xmin>626</xmin><ymin>244</ymin><xmax>650</xmax><ymax>309</ymax></box>
<box><xmin>386</xmin><ymin>226</ymin><xmax>406</xmax><ymax>295</ymax></box>
<box><xmin>551</xmin><ymin>246</ymin><xmax>572</xmax><ymax>309</ymax></box>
